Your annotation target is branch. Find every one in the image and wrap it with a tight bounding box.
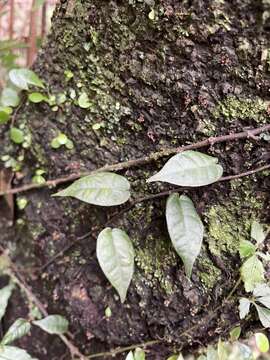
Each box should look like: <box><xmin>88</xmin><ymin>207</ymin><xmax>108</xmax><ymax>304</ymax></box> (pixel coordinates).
<box><xmin>1</xmin><ymin>124</ymin><xmax>270</xmax><ymax>197</ymax></box>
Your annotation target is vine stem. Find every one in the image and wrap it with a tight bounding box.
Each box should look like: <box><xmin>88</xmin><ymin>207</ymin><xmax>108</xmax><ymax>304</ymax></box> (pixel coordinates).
<box><xmin>0</xmin><ymin>124</ymin><xmax>270</xmax><ymax>197</ymax></box>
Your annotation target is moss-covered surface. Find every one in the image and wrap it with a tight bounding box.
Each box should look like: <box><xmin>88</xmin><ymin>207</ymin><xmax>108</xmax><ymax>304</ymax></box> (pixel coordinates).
<box><xmin>0</xmin><ymin>0</ymin><xmax>270</xmax><ymax>359</ymax></box>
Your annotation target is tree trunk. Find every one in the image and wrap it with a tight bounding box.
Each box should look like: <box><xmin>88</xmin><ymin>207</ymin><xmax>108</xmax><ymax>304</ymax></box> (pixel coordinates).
<box><xmin>1</xmin><ymin>0</ymin><xmax>270</xmax><ymax>358</ymax></box>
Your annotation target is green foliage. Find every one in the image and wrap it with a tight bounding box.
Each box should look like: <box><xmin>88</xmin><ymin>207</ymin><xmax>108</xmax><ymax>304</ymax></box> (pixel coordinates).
<box><xmin>251</xmin><ymin>221</ymin><xmax>265</xmax><ymax>244</ymax></box>
<box><xmin>166</xmin><ymin>194</ymin><xmax>204</xmax><ymax>278</ymax></box>
<box><xmin>9</xmin><ymin>69</ymin><xmax>44</xmax><ymax>90</ymax></box>
<box><xmin>229</xmin><ymin>326</ymin><xmax>241</xmax><ymax>341</ymax></box>
<box><xmin>96</xmin><ymin>228</ymin><xmax>134</xmax><ymax>303</ymax></box>
<box><xmin>125</xmin><ymin>348</ymin><xmax>146</xmax><ymax>360</ymax></box>
<box><xmin>28</xmin><ymin>92</ymin><xmax>48</xmax><ymax>103</ymax></box>
<box><xmin>54</xmin><ymin>172</ymin><xmax>131</xmax><ymax>206</ymax></box>
<box><xmin>0</xmin><ymin>110</ymin><xmax>10</xmax><ymax>125</ymax></box>
<box><xmin>255</xmin><ymin>332</ymin><xmax>269</xmax><ymax>353</ymax></box>
<box><xmin>239</xmin><ymin>298</ymin><xmax>251</xmax><ymax>320</ymax></box>
<box><xmin>147</xmin><ymin>151</ymin><xmax>223</xmax><ymax>187</ymax></box>
<box><xmin>9</xmin><ymin>127</ymin><xmax>24</xmax><ymax>144</ymax></box>
<box><xmin>1</xmin><ymin>319</ymin><xmax>31</xmax><ymax>346</ymax></box>
<box><xmin>50</xmin><ymin>133</ymin><xmax>74</xmax><ymax>150</ymax></box>
<box><xmin>78</xmin><ymin>92</ymin><xmax>91</xmax><ymax>108</ymax></box>
<box><xmin>0</xmin><ymin>346</ymin><xmax>37</xmax><ymax>360</ymax></box>
<box><xmin>0</xmin><ymin>283</ymin><xmax>15</xmax><ymax>322</ymax></box>
<box><xmin>33</xmin><ymin>315</ymin><xmax>69</xmax><ymax>335</ymax></box>
<box><xmin>0</xmin><ymin>88</ymin><xmax>20</xmax><ymax>107</ymax></box>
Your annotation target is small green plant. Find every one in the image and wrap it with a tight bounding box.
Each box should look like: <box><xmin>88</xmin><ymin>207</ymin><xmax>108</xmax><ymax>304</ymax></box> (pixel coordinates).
<box><xmin>51</xmin><ymin>133</ymin><xmax>74</xmax><ymax>150</ymax></box>
<box><xmin>125</xmin><ymin>348</ymin><xmax>146</xmax><ymax>360</ymax></box>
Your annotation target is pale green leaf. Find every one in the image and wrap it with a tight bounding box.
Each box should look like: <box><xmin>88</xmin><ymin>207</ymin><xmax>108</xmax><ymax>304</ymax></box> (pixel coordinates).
<box><xmin>255</xmin><ymin>304</ymin><xmax>270</xmax><ymax>328</ymax></box>
<box><xmin>240</xmin><ymin>255</ymin><xmax>264</xmax><ymax>292</ymax></box>
<box><xmin>9</xmin><ymin>69</ymin><xmax>44</xmax><ymax>90</ymax></box>
<box><xmin>166</xmin><ymin>194</ymin><xmax>204</xmax><ymax>277</ymax></box>
<box><xmin>0</xmin><ymin>284</ymin><xmax>15</xmax><ymax>322</ymax></box>
<box><xmin>1</xmin><ymin>319</ymin><xmax>31</xmax><ymax>345</ymax></box>
<box><xmin>33</xmin><ymin>315</ymin><xmax>69</xmax><ymax>334</ymax></box>
<box><xmin>251</xmin><ymin>221</ymin><xmax>266</xmax><ymax>244</ymax></box>
<box><xmin>147</xmin><ymin>151</ymin><xmax>223</xmax><ymax>187</ymax></box>
<box><xmin>0</xmin><ymin>346</ymin><xmax>37</xmax><ymax>360</ymax></box>
<box><xmin>254</xmin><ymin>283</ymin><xmax>270</xmax><ymax>308</ymax></box>
<box><xmin>0</xmin><ymin>111</ymin><xmax>10</xmax><ymax>125</ymax></box>
<box><xmin>239</xmin><ymin>240</ymin><xmax>256</xmax><ymax>258</ymax></box>
<box><xmin>239</xmin><ymin>298</ymin><xmax>251</xmax><ymax>319</ymax></box>
<box><xmin>206</xmin><ymin>346</ymin><xmax>217</xmax><ymax>360</ymax></box>
<box><xmin>53</xmin><ymin>172</ymin><xmax>131</xmax><ymax>206</ymax></box>
<box><xmin>134</xmin><ymin>348</ymin><xmax>145</xmax><ymax>360</ymax></box>
<box><xmin>9</xmin><ymin>127</ymin><xmax>24</xmax><ymax>144</ymax></box>
<box><xmin>217</xmin><ymin>339</ymin><xmax>228</xmax><ymax>360</ymax></box>
<box><xmin>78</xmin><ymin>93</ymin><xmax>91</xmax><ymax>108</ymax></box>
<box><xmin>126</xmin><ymin>352</ymin><xmax>134</xmax><ymax>360</ymax></box>
<box><xmin>230</xmin><ymin>326</ymin><xmax>241</xmax><ymax>341</ymax></box>
<box><xmin>96</xmin><ymin>228</ymin><xmax>134</xmax><ymax>303</ymax></box>
<box><xmin>255</xmin><ymin>332</ymin><xmax>269</xmax><ymax>353</ymax></box>
<box><xmin>28</xmin><ymin>92</ymin><xmax>47</xmax><ymax>103</ymax></box>
<box><xmin>0</xmin><ymin>88</ymin><xmax>20</xmax><ymax>107</ymax></box>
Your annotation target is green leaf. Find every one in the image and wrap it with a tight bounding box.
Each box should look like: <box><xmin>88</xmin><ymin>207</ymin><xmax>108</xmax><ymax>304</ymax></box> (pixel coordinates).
<box><xmin>78</xmin><ymin>93</ymin><xmax>91</xmax><ymax>108</ymax></box>
<box><xmin>217</xmin><ymin>339</ymin><xmax>228</xmax><ymax>360</ymax></box>
<box><xmin>255</xmin><ymin>304</ymin><xmax>270</xmax><ymax>328</ymax></box>
<box><xmin>53</xmin><ymin>172</ymin><xmax>131</xmax><ymax>206</ymax></box>
<box><xmin>9</xmin><ymin>127</ymin><xmax>24</xmax><ymax>144</ymax></box>
<box><xmin>96</xmin><ymin>228</ymin><xmax>134</xmax><ymax>303</ymax></box>
<box><xmin>229</xmin><ymin>326</ymin><xmax>241</xmax><ymax>341</ymax></box>
<box><xmin>125</xmin><ymin>352</ymin><xmax>134</xmax><ymax>360</ymax></box>
<box><xmin>28</xmin><ymin>92</ymin><xmax>47</xmax><ymax>103</ymax></box>
<box><xmin>251</xmin><ymin>221</ymin><xmax>266</xmax><ymax>244</ymax></box>
<box><xmin>134</xmin><ymin>348</ymin><xmax>145</xmax><ymax>360</ymax></box>
<box><xmin>33</xmin><ymin>315</ymin><xmax>69</xmax><ymax>334</ymax></box>
<box><xmin>0</xmin><ymin>88</ymin><xmax>20</xmax><ymax>107</ymax></box>
<box><xmin>239</xmin><ymin>298</ymin><xmax>251</xmax><ymax>319</ymax></box>
<box><xmin>239</xmin><ymin>240</ymin><xmax>256</xmax><ymax>258</ymax></box>
<box><xmin>148</xmin><ymin>9</ymin><xmax>155</xmax><ymax>20</ymax></box>
<box><xmin>0</xmin><ymin>284</ymin><xmax>14</xmax><ymax>322</ymax></box>
<box><xmin>0</xmin><ymin>111</ymin><xmax>10</xmax><ymax>125</ymax></box>
<box><xmin>240</xmin><ymin>255</ymin><xmax>264</xmax><ymax>292</ymax></box>
<box><xmin>166</xmin><ymin>194</ymin><xmax>204</xmax><ymax>277</ymax></box>
<box><xmin>206</xmin><ymin>346</ymin><xmax>217</xmax><ymax>360</ymax></box>
<box><xmin>9</xmin><ymin>69</ymin><xmax>44</xmax><ymax>90</ymax></box>
<box><xmin>1</xmin><ymin>319</ymin><xmax>31</xmax><ymax>345</ymax></box>
<box><xmin>253</xmin><ymin>283</ymin><xmax>270</xmax><ymax>308</ymax></box>
<box><xmin>147</xmin><ymin>150</ymin><xmax>223</xmax><ymax>187</ymax></box>
<box><xmin>255</xmin><ymin>332</ymin><xmax>269</xmax><ymax>353</ymax></box>
<box><xmin>0</xmin><ymin>346</ymin><xmax>37</xmax><ymax>360</ymax></box>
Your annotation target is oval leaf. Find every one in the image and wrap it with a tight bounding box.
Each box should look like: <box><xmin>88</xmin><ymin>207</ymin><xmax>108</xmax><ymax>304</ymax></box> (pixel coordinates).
<box><xmin>96</xmin><ymin>228</ymin><xmax>134</xmax><ymax>303</ymax></box>
<box><xmin>166</xmin><ymin>194</ymin><xmax>204</xmax><ymax>277</ymax></box>
<box><xmin>9</xmin><ymin>127</ymin><xmax>24</xmax><ymax>144</ymax></box>
<box><xmin>239</xmin><ymin>298</ymin><xmax>250</xmax><ymax>319</ymax></box>
<box><xmin>1</xmin><ymin>319</ymin><xmax>31</xmax><ymax>346</ymax></box>
<box><xmin>255</xmin><ymin>304</ymin><xmax>270</xmax><ymax>328</ymax></box>
<box><xmin>53</xmin><ymin>172</ymin><xmax>131</xmax><ymax>206</ymax></box>
<box><xmin>33</xmin><ymin>315</ymin><xmax>68</xmax><ymax>334</ymax></box>
<box><xmin>255</xmin><ymin>332</ymin><xmax>269</xmax><ymax>353</ymax></box>
<box><xmin>28</xmin><ymin>92</ymin><xmax>47</xmax><ymax>103</ymax></box>
<box><xmin>254</xmin><ymin>284</ymin><xmax>270</xmax><ymax>308</ymax></box>
<box><xmin>147</xmin><ymin>150</ymin><xmax>223</xmax><ymax>187</ymax></box>
<box><xmin>9</xmin><ymin>69</ymin><xmax>44</xmax><ymax>90</ymax></box>
<box><xmin>251</xmin><ymin>221</ymin><xmax>265</xmax><ymax>244</ymax></box>
<box><xmin>240</xmin><ymin>255</ymin><xmax>265</xmax><ymax>292</ymax></box>
<box><xmin>0</xmin><ymin>88</ymin><xmax>20</xmax><ymax>107</ymax></box>
<box><xmin>0</xmin><ymin>346</ymin><xmax>37</xmax><ymax>360</ymax></box>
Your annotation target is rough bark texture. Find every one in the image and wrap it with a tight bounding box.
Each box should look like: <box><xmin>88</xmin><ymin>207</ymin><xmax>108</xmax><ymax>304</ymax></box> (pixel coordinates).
<box><xmin>0</xmin><ymin>0</ymin><xmax>270</xmax><ymax>359</ymax></box>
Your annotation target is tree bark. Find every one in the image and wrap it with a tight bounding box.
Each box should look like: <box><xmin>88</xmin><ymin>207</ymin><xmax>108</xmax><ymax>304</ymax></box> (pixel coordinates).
<box><xmin>0</xmin><ymin>0</ymin><xmax>270</xmax><ymax>358</ymax></box>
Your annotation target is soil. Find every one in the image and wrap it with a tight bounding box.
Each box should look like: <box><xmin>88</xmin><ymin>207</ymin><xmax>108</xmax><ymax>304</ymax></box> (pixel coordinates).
<box><xmin>0</xmin><ymin>0</ymin><xmax>270</xmax><ymax>359</ymax></box>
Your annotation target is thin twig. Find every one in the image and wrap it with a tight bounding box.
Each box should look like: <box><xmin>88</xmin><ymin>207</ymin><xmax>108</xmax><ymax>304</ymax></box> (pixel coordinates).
<box><xmin>1</xmin><ymin>124</ymin><xmax>270</xmax><ymax>197</ymax></box>
<box><xmin>0</xmin><ymin>246</ymin><xmax>87</xmax><ymax>360</ymax></box>
<box><xmin>39</xmin><ymin>163</ymin><xmax>270</xmax><ymax>272</ymax></box>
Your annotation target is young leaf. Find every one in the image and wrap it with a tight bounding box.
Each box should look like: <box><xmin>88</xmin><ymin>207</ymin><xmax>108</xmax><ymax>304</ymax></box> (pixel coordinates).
<box><xmin>126</xmin><ymin>352</ymin><xmax>134</xmax><ymax>360</ymax></box>
<box><xmin>240</xmin><ymin>255</ymin><xmax>264</xmax><ymax>292</ymax></box>
<box><xmin>0</xmin><ymin>88</ymin><xmax>20</xmax><ymax>107</ymax></box>
<box><xmin>251</xmin><ymin>221</ymin><xmax>266</xmax><ymax>244</ymax></box>
<box><xmin>255</xmin><ymin>332</ymin><xmax>269</xmax><ymax>353</ymax></box>
<box><xmin>147</xmin><ymin>150</ymin><xmax>223</xmax><ymax>187</ymax></box>
<box><xmin>28</xmin><ymin>92</ymin><xmax>47</xmax><ymax>103</ymax></box>
<box><xmin>78</xmin><ymin>93</ymin><xmax>91</xmax><ymax>108</ymax></box>
<box><xmin>239</xmin><ymin>240</ymin><xmax>256</xmax><ymax>259</ymax></box>
<box><xmin>33</xmin><ymin>315</ymin><xmax>69</xmax><ymax>334</ymax></box>
<box><xmin>9</xmin><ymin>127</ymin><xmax>24</xmax><ymax>144</ymax></box>
<box><xmin>229</xmin><ymin>326</ymin><xmax>241</xmax><ymax>341</ymax></box>
<box><xmin>134</xmin><ymin>348</ymin><xmax>145</xmax><ymax>360</ymax></box>
<box><xmin>0</xmin><ymin>283</ymin><xmax>15</xmax><ymax>322</ymax></box>
<box><xmin>0</xmin><ymin>111</ymin><xmax>10</xmax><ymax>125</ymax></box>
<box><xmin>253</xmin><ymin>283</ymin><xmax>270</xmax><ymax>308</ymax></box>
<box><xmin>53</xmin><ymin>172</ymin><xmax>131</xmax><ymax>206</ymax></box>
<box><xmin>9</xmin><ymin>69</ymin><xmax>44</xmax><ymax>90</ymax></box>
<box><xmin>1</xmin><ymin>319</ymin><xmax>31</xmax><ymax>345</ymax></box>
<box><xmin>166</xmin><ymin>194</ymin><xmax>204</xmax><ymax>278</ymax></box>
<box><xmin>255</xmin><ymin>304</ymin><xmax>270</xmax><ymax>328</ymax></box>
<box><xmin>0</xmin><ymin>346</ymin><xmax>37</xmax><ymax>360</ymax></box>
<box><xmin>96</xmin><ymin>228</ymin><xmax>134</xmax><ymax>303</ymax></box>
<box><xmin>239</xmin><ymin>298</ymin><xmax>251</xmax><ymax>319</ymax></box>
<box><xmin>206</xmin><ymin>346</ymin><xmax>218</xmax><ymax>360</ymax></box>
